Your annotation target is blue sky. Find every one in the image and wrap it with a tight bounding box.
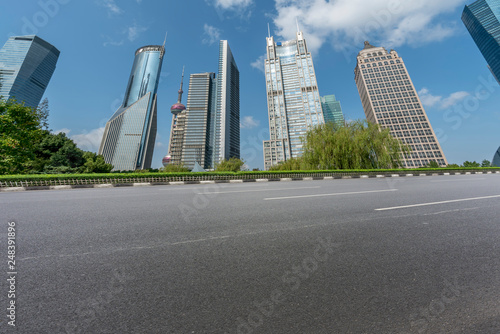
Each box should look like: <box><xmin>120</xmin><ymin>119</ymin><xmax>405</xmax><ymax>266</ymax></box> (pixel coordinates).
<box><xmin>1</xmin><ymin>0</ymin><xmax>499</xmax><ymax>169</ymax></box>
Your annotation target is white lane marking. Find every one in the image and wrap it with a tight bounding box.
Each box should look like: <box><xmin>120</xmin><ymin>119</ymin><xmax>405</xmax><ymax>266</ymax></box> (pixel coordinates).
<box><xmin>264</xmin><ymin>188</ymin><xmax>398</xmax><ymax>201</ymax></box>
<box><xmin>376</xmin><ymin>195</ymin><xmax>500</xmax><ymax>211</ymax></box>
<box><xmin>430</xmin><ymin>178</ymin><xmax>485</xmax><ymax>183</ymax></box>
<box><xmin>199</xmin><ymin>186</ymin><xmax>321</xmax><ymax>195</ymax></box>
<box><xmin>425</xmin><ymin>207</ymin><xmax>479</xmax><ymax>216</ymax></box>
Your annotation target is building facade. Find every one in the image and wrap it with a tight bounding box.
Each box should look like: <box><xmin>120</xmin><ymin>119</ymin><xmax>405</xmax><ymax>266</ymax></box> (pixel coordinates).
<box><xmin>354</xmin><ymin>42</ymin><xmax>447</xmax><ymax>168</ymax></box>
<box><xmin>215</xmin><ymin>40</ymin><xmax>240</xmax><ymax>163</ymax></box>
<box><xmin>168</xmin><ymin>72</ymin><xmax>217</xmax><ymax>170</ymax></box>
<box><xmin>166</xmin><ymin>40</ymin><xmax>239</xmax><ymax>170</ymax></box>
<box><xmin>0</xmin><ymin>35</ymin><xmax>59</xmax><ymax>108</ymax></box>
<box><xmin>493</xmin><ymin>146</ymin><xmax>500</xmax><ymax>167</ymax></box>
<box><xmin>462</xmin><ymin>0</ymin><xmax>500</xmax><ymax>83</ymax></box>
<box><xmin>99</xmin><ymin>44</ymin><xmax>165</xmax><ymax>171</ymax></box>
<box><xmin>263</xmin><ymin>31</ymin><xmax>323</xmax><ymax>170</ymax></box>
<box><xmin>320</xmin><ymin>95</ymin><xmax>345</xmax><ymax>126</ymax></box>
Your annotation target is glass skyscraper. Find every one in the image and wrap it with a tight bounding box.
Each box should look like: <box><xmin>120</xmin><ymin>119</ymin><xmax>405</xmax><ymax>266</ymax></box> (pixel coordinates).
<box><xmin>320</xmin><ymin>95</ymin><xmax>345</xmax><ymax>126</ymax></box>
<box><xmin>99</xmin><ymin>44</ymin><xmax>165</xmax><ymax>171</ymax></box>
<box><xmin>166</xmin><ymin>40</ymin><xmax>239</xmax><ymax>170</ymax></box>
<box><xmin>0</xmin><ymin>35</ymin><xmax>59</xmax><ymax>108</ymax></box>
<box><xmin>462</xmin><ymin>0</ymin><xmax>500</xmax><ymax>83</ymax></box>
<box><xmin>354</xmin><ymin>42</ymin><xmax>448</xmax><ymax>168</ymax></box>
<box><xmin>168</xmin><ymin>72</ymin><xmax>217</xmax><ymax>170</ymax></box>
<box><xmin>215</xmin><ymin>40</ymin><xmax>240</xmax><ymax>163</ymax></box>
<box><xmin>263</xmin><ymin>31</ymin><xmax>323</xmax><ymax>170</ymax></box>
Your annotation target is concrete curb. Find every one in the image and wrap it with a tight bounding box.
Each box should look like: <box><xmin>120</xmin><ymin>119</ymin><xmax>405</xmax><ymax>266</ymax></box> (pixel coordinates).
<box><xmin>1</xmin><ymin>171</ymin><xmax>498</xmax><ymax>192</ymax></box>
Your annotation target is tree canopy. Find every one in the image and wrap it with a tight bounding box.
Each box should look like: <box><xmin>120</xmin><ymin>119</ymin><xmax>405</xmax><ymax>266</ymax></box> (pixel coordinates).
<box><xmin>0</xmin><ymin>99</ymin><xmax>43</xmax><ymax>174</ymax></box>
<box><xmin>215</xmin><ymin>158</ymin><xmax>245</xmax><ymax>172</ymax></box>
<box><xmin>271</xmin><ymin>120</ymin><xmax>410</xmax><ymax>171</ymax></box>
<box><xmin>1</xmin><ymin>99</ymin><xmax>112</xmax><ymax>174</ymax></box>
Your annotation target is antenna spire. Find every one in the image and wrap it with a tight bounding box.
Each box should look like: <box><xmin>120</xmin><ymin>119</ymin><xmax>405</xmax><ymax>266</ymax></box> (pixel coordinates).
<box><xmin>268</xmin><ymin>23</ymin><xmax>271</xmax><ymax>38</ymax></box>
<box><xmin>171</xmin><ymin>67</ymin><xmax>187</xmax><ymax>115</ymax></box>
<box><xmin>163</xmin><ymin>32</ymin><xmax>168</xmax><ymax>48</ymax></box>
<box><xmin>177</xmin><ymin>66</ymin><xmax>185</xmax><ymax>104</ymax></box>
<box><xmin>296</xmin><ymin>17</ymin><xmax>300</xmax><ymax>33</ymax></box>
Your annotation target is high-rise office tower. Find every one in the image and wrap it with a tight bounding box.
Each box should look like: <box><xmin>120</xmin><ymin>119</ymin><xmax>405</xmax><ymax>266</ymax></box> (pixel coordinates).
<box><xmin>99</xmin><ymin>44</ymin><xmax>165</xmax><ymax>171</ymax></box>
<box><xmin>462</xmin><ymin>0</ymin><xmax>500</xmax><ymax>83</ymax></box>
<box><xmin>215</xmin><ymin>40</ymin><xmax>240</xmax><ymax>163</ymax></box>
<box><xmin>354</xmin><ymin>42</ymin><xmax>447</xmax><ymax>168</ymax></box>
<box><xmin>166</xmin><ymin>40</ymin><xmax>239</xmax><ymax>170</ymax></box>
<box><xmin>0</xmin><ymin>35</ymin><xmax>59</xmax><ymax>108</ymax></box>
<box><xmin>183</xmin><ymin>73</ymin><xmax>217</xmax><ymax>170</ymax></box>
<box><xmin>263</xmin><ymin>31</ymin><xmax>323</xmax><ymax>170</ymax></box>
<box><xmin>320</xmin><ymin>95</ymin><xmax>345</xmax><ymax>126</ymax></box>
<box><xmin>167</xmin><ymin>72</ymin><xmax>217</xmax><ymax>170</ymax></box>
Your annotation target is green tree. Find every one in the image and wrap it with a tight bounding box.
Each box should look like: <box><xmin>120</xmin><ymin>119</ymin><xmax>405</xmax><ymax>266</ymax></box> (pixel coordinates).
<box><xmin>425</xmin><ymin>160</ymin><xmax>440</xmax><ymax>168</ymax></box>
<box><xmin>462</xmin><ymin>161</ymin><xmax>480</xmax><ymax>168</ymax></box>
<box><xmin>160</xmin><ymin>163</ymin><xmax>190</xmax><ymax>172</ymax></box>
<box><xmin>25</xmin><ymin>130</ymin><xmax>85</xmax><ymax>174</ymax></box>
<box><xmin>215</xmin><ymin>157</ymin><xmax>245</xmax><ymax>172</ymax></box>
<box><xmin>0</xmin><ymin>99</ymin><xmax>43</xmax><ymax>174</ymax></box>
<box><xmin>299</xmin><ymin>120</ymin><xmax>410</xmax><ymax>170</ymax></box>
<box><xmin>481</xmin><ymin>159</ymin><xmax>491</xmax><ymax>167</ymax></box>
<box><xmin>81</xmin><ymin>152</ymin><xmax>113</xmax><ymax>173</ymax></box>
<box><xmin>269</xmin><ymin>157</ymin><xmax>310</xmax><ymax>171</ymax></box>
<box><xmin>446</xmin><ymin>164</ymin><xmax>460</xmax><ymax>168</ymax></box>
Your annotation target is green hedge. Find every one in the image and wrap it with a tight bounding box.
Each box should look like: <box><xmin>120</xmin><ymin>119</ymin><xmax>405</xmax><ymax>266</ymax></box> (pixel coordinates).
<box><xmin>1</xmin><ymin>168</ymin><xmax>499</xmax><ymax>187</ymax></box>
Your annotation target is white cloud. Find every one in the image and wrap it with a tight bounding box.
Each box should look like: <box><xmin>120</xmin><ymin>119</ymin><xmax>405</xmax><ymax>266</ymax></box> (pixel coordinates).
<box><xmin>240</xmin><ymin>116</ymin><xmax>260</xmax><ymax>129</ymax></box>
<box><xmin>127</xmin><ymin>23</ymin><xmax>148</xmax><ymax>42</ymax></box>
<box><xmin>97</xmin><ymin>0</ymin><xmax>123</xmax><ymax>15</ymax></box>
<box><xmin>441</xmin><ymin>91</ymin><xmax>470</xmax><ymax>109</ymax></box>
<box><xmin>213</xmin><ymin>0</ymin><xmax>253</xmax><ymax>10</ymax></box>
<box><xmin>71</xmin><ymin>127</ymin><xmax>106</xmax><ymax>153</ymax></box>
<box><xmin>418</xmin><ymin>88</ymin><xmax>442</xmax><ymax>108</ymax></box>
<box><xmin>273</xmin><ymin>0</ymin><xmax>463</xmax><ymax>56</ymax></box>
<box><xmin>251</xmin><ymin>54</ymin><xmax>266</xmax><ymax>73</ymax></box>
<box><xmin>202</xmin><ymin>24</ymin><xmax>222</xmax><ymax>45</ymax></box>
<box><xmin>418</xmin><ymin>88</ymin><xmax>469</xmax><ymax>110</ymax></box>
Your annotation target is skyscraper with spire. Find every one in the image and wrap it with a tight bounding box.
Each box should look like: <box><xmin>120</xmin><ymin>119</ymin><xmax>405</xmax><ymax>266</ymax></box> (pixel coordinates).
<box><xmin>165</xmin><ymin>40</ymin><xmax>238</xmax><ymax>170</ymax></box>
<box><xmin>263</xmin><ymin>29</ymin><xmax>323</xmax><ymax>170</ymax></box>
<box><xmin>354</xmin><ymin>42</ymin><xmax>447</xmax><ymax>168</ymax></box>
<box><xmin>166</xmin><ymin>68</ymin><xmax>187</xmax><ymax>167</ymax></box>
<box><xmin>99</xmin><ymin>43</ymin><xmax>165</xmax><ymax>171</ymax></box>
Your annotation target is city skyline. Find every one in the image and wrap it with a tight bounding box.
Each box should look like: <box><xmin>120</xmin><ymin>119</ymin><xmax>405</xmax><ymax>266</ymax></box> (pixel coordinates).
<box><xmin>167</xmin><ymin>40</ymin><xmax>239</xmax><ymax>170</ymax></box>
<box><xmin>1</xmin><ymin>1</ymin><xmax>499</xmax><ymax>170</ymax></box>
<box><xmin>0</xmin><ymin>35</ymin><xmax>59</xmax><ymax>108</ymax></box>
<box><xmin>168</xmin><ymin>72</ymin><xmax>217</xmax><ymax>170</ymax></box>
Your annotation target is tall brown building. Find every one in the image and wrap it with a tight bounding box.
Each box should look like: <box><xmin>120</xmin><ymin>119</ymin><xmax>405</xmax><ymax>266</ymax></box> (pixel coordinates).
<box><xmin>354</xmin><ymin>42</ymin><xmax>447</xmax><ymax>168</ymax></box>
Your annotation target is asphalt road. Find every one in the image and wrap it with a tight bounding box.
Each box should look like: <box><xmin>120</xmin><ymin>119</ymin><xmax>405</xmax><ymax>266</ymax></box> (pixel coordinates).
<box><xmin>1</xmin><ymin>174</ymin><xmax>500</xmax><ymax>333</ymax></box>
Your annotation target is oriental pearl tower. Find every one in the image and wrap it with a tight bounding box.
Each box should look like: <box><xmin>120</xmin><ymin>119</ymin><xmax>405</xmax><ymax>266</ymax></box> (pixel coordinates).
<box><xmin>163</xmin><ymin>68</ymin><xmax>186</xmax><ymax>167</ymax></box>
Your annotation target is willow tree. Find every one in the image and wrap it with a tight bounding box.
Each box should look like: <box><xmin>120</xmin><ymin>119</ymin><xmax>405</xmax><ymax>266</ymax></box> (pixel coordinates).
<box><xmin>301</xmin><ymin>120</ymin><xmax>410</xmax><ymax>170</ymax></box>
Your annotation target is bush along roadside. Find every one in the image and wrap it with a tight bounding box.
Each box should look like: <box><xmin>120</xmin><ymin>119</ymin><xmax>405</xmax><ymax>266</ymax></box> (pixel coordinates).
<box><xmin>1</xmin><ymin>168</ymin><xmax>499</xmax><ymax>188</ymax></box>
